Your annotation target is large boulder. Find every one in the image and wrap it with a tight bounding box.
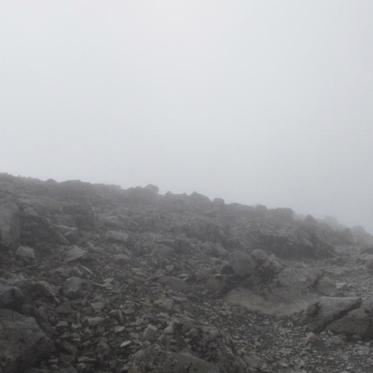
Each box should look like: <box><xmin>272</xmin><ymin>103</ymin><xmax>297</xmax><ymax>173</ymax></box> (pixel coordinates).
<box><xmin>305</xmin><ymin>296</ymin><xmax>362</xmax><ymax>332</ymax></box>
<box><xmin>0</xmin><ymin>201</ymin><xmax>20</xmax><ymax>249</ymax></box>
<box><xmin>327</xmin><ymin>307</ymin><xmax>372</xmax><ymax>337</ymax></box>
<box><xmin>0</xmin><ymin>309</ymin><xmax>54</xmax><ymax>373</ymax></box>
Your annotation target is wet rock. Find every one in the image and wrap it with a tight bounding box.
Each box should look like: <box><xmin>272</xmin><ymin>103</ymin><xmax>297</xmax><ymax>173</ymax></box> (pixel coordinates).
<box><xmin>0</xmin><ymin>201</ymin><xmax>20</xmax><ymax>249</ymax></box>
<box><xmin>16</xmin><ymin>245</ymin><xmax>36</xmax><ymax>264</ymax></box>
<box><xmin>0</xmin><ymin>309</ymin><xmax>54</xmax><ymax>373</ymax></box>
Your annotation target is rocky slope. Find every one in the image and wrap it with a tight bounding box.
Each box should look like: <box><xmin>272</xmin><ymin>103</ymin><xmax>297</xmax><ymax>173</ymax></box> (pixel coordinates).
<box><xmin>0</xmin><ymin>173</ymin><xmax>373</xmax><ymax>373</ymax></box>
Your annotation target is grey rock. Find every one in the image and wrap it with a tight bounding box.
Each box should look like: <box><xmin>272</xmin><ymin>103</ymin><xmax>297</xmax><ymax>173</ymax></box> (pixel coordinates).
<box><xmin>56</xmin><ymin>225</ymin><xmax>80</xmax><ymax>243</ymax></box>
<box><xmin>0</xmin><ymin>309</ymin><xmax>54</xmax><ymax>373</ymax></box>
<box><xmin>105</xmin><ymin>230</ymin><xmax>129</xmax><ymax>243</ymax></box>
<box><xmin>65</xmin><ymin>246</ymin><xmax>87</xmax><ymax>263</ymax></box>
<box><xmin>63</xmin><ymin>276</ymin><xmax>84</xmax><ymax>298</ymax></box>
<box><xmin>113</xmin><ymin>253</ymin><xmax>131</xmax><ymax>263</ymax></box>
<box><xmin>0</xmin><ymin>280</ymin><xmax>24</xmax><ymax>309</ymax></box>
<box><xmin>86</xmin><ymin>316</ymin><xmax>105</xmax><ymax>326</ymax></box>
<box><xmin>365</xmin><ymin>255</ymin><xmax>373</xmax><ymax>274</ymax></box>
<box><xmin>0</xmin><ymin>202</ymin><xmax>20</xmax><ymax>250</ymax></box>
<box><xmin>251</xmin><ymin>249</ymin><xmax>269</xmax><ymax>265</ymax></box>
<box><xmin>14</xmin><ymin>280</ymin><xmax>57</xmax><ymax>302</ymax></box>
<box><xmin>305</xmin><ymin>296</ymin><xmax>362</xmax><ymax>332</ymax></box>
<box><xmin>15</xmin><ymin>246</ymin><xmax>36</xmax><ymax>263</ymax></box>
<box><xmin>327</xmin><ymin>307</ymin><xmax>372</xmax><ymax>337</ymax></box>
<box><xmin>278</xmin><ymin>267</ymin><xmax>323</xmax><ymax>290</ymax></box>
<box><xmin>230</xmin><ymin>251</ymin><xmax>255</xmax><ymax>277</ymax></box>
<box><xmin>143</xmin><ymin>324</ymin><xmax>158</xmax><ymax>342</ymax></box>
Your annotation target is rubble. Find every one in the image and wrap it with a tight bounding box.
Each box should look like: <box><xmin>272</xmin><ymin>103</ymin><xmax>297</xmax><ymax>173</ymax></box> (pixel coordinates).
<box><xmin>0</xmin><ymin>173</ymin><xmax>373</xmax><ymax>372</ymax></box>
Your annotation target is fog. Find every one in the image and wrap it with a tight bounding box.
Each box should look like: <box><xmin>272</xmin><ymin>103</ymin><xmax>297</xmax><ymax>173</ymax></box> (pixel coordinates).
<box><xmin>0</xmin><ymin>1</ymin><xmax>372</xmax><ymax>231</ymax></box>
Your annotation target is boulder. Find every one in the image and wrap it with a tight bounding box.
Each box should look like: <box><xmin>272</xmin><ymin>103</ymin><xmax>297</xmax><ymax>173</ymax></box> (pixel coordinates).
<box><xmin>16</xmin><ymin>280</ymin><xmax>57</xmax><ymax>302</ymax></box>
<box><xmin>327</xmin><ymin>307</ymin><xmax>373</xmax><ymax>337</ymax></box>
<box><xmin>278</xmin><ymin>267</ymin><xmax>323</xmax><ymax>291</ymax></box>
<box><xmin>0</xmin><ymin>202</ymin><xmax>20</xmax><ymax>249</ymax></box>
<box><xmin>16</xmin><ymin>246</ymin><xmax>36</xmax><ymax>264</ymax></box>
<box><xmin>63</xmin><ymin>277</ymin><xmax>84</xmax><ymax>299</ymax></box>
<box><xmin>65</xmin><ymin>246</ymin><xmax>87</xmax><ymax>263</ymax></box>
<box><xmin>20</xmin><ymin>206</ymin><xmax>68</xmax><ymax>246</ymax></box>
<box><xmin>0</xmin><ymin>280</ymin><xmax>24</xmax><ymax>309</ymax></box>
<box><xmin>55</xmin><ymin>225</ymin><xmax>80</xmax><ymax>243</ymax></box>
<box><xmin>0</xmin><ymin>309</ymin><xmax>53</xmax><ymax>373</ymax></box>
<box><xmin>105</xmin><ymin>230</ymin><xmax>129</xmax><ymax>243</ymax></box>
<box><xmin>305</xmin><ymin>296</ymin><xmax>362</xmax><ymax>332</ymax></box>
<box><xmin>230</xmin><ymin>251</ymin><xmax>255</xmax><ymax>277</ymax></box>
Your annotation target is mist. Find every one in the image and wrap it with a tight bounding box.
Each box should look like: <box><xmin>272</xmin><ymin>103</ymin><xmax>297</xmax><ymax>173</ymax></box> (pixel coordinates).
<box><xmin>1</xmin><ymin>1</ymin><xmax>372</xmax><ymax>231</ymax></box>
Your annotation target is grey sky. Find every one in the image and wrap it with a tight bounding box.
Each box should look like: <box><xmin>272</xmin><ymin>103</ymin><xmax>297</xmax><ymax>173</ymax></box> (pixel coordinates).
<box><xmin>1</xmin><ymin>1</ymin><xmax>372</xmax><ymax>230</ymax></box>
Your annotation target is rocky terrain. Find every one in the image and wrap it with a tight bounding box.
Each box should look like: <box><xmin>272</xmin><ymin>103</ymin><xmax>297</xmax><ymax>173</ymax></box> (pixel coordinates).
<box><xmin>1</xmin><ymin>173</ymin><xmax>373</xmax><ymax>373</ymax></box>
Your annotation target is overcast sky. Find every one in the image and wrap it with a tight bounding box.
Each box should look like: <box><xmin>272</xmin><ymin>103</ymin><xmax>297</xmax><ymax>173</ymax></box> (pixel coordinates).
<box><xmin>0</xmin><ymin>1</ymin><xmax>372</xmax><ymax>230</ymax></box>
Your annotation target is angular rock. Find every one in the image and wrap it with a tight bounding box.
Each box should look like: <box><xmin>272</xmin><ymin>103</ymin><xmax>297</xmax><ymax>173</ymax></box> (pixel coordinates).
<box><xmin>305</xmin><ymin>296</ymin><xmax>362</xmax><ymax>332</ymax></box>
<box><xmin>55</xmin><ymin>224</ymin><xmax>80</xmax><ymax>244</ymax></box>
<box><xmin>0</xmin><ymin>280</ymin><xmax>24</xmax><ymax>309</ymax></box>
<box><xmin>327</xmin><ymin>307</ymin><xmax>373</xmax><ymax>337</ymax></box>
<box><xmin>11</xmin><ymin>280</ymin><xmax>56</xmax><ymax>303</ymax></box>
<box><xmin>0</xmin><ymin>309</ymin><xmax>53</xmax><ymax>373</ymax></box>
<box><xmin>63</xmin><ymin>276</ymin><xmax>84</xmax><ymax>299</ymax></box>
<box><xmin>16</xmin><ymin>245</ymin><xmax>36</xmax><ymax>264</ymax></box>
<box><xmin>113</xmin><ymin>253</ymin><xmax>131</xmax><ymax>263</ymax></box>
<box><xmin>278</xmin><ymin>267</ymin><xmax>323</xmax><ymax>291</ymax></box>
<box><xmin>65</xmin><ymin>245</ymin><xmax>87</xmax><ymax>263</ymax></box>
<box><xmin>105</xmin><ymin>230</ymin><xmax>129</xmax><ymax>243</ymax></box>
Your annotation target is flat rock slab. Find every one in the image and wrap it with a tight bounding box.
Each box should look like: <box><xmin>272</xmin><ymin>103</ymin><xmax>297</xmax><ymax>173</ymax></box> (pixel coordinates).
<box><xmin>0</xmin><ymin>309</ymin><xmax>54</xmax><ymax>373</ymax></box>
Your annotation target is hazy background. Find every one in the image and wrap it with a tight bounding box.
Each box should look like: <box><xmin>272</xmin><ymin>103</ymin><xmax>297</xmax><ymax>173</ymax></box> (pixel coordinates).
<box><xmin>0</xmin><ymin>1</ymin><xmax>372</xmax><ymax>231</ymax></box>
